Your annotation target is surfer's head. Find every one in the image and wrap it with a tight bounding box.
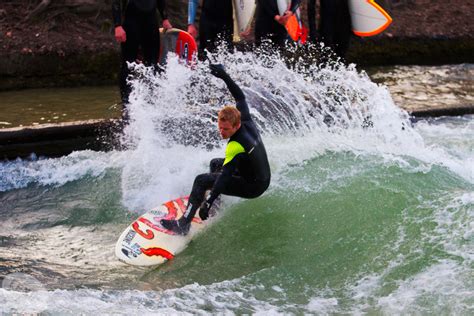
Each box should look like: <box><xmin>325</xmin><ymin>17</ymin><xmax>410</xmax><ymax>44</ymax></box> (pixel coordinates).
<box><xmin>218</xmin><ymin>106</ymin><xmax>241</xmax><ymax>139</ymax></box>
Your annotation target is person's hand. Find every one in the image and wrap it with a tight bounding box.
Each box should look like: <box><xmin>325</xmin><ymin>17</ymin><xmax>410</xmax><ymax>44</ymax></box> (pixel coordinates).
<box><xmin>240</xmin><ymin>28</ymin><xmax>251</xmax><ymax>39</ymax></box>
<box><xmin>275</xmin><ymin>11</ymin><xmax>293</xmax><ymax>25</ymax></box>
<box><xmin>114</xmin><ymin>26</ymin><xmax>126</xmax><ymax>43</ymax></box>
<box><xmin>187</xmin><ymin>24</ymin><xmax>198</xmax><ymax>38</ymax></box>
<box><xmin>162</xmin><ymin>19</ymin><xmax>173</xmax><ymax>30</ymax></box>
<box><xmin>209</xmin><ymin>64</ymin><xmax>228</xmax><ymax>79</ymax></box>
<box><xmin>199</xmin><ymin>201</ymin><xmax>211</xmax><ymax>221</ymax></box>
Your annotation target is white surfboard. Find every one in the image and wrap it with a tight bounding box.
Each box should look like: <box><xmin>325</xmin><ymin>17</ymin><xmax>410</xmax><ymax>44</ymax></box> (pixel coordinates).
<box><xmin>233</xmin><ymin>0</ymin><xmax>256</xmax><ymax>34</ymax></box>
<box><xmin>349</xmin><ymin>0</ymin><xmax>392</xmax><ymax>37</ymax></box>
<box><xmin>277</xmin><ymin>0</ymin><xmax>289</xmax><ymax>15</ymax></box>
<box><xmin>115</xmin><ymin>196</ymin><xmax>208</xmax><ymax>266</ymax></box>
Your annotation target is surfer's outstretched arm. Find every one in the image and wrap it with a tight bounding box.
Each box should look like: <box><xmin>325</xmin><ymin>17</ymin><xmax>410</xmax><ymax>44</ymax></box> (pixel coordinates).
<box><xmin>210</xmin><ymin>64</ymin><xmax>250</xmax><ymax>121</ymax></box>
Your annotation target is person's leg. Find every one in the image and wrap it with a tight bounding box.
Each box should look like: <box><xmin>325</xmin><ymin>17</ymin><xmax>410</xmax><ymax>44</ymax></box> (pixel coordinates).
<box><xmin>307</xmin><ymin>0</ymin><xmax>318</xmax><ymax>43</ymax></box>
<box><xmin>120</xmin><ymin>17</ymin><xmax>140</xmax><ymax>119</ymax></box>
<box><xmin>140</xmin><ymin>11</ymin><xmax>159</xmax><ymax>66</ymax></box>
<box><xmin>216</xmin><ymin>20</ymin><xmax>234</xmax><ymax>53</ymax></box>
<box><xmin>160</xmin><ymin>172</ymin><xmax>218</xmax><ymax>234</ymax></box>
<box><xmin>319</xmin><ymin>0</ymin><xmax>336</xmax><ymax>48</ymax></box>
<box><xmin>255</xmin><ymin>15</ymin><xmax>286</xmax><ymax>50</ymax></box>
<box><xmin>198</xmin><ymin>15</ymin><xmax>216</xmax><ymax>60</ymax></box>
<box><xmin>333</xmin><ymin>0</ymin><xmax>352</xmax><ymax>59</ymax></box>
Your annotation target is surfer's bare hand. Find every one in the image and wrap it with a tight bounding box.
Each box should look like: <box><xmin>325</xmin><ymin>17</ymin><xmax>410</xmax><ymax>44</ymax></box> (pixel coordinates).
<box><xmin>188</xmin><ymin>24</ymin><xmax>198</xmax><ymax>38</ymax></box>
<box><xmin>210</xmin><ymin>64</ymin><xmax>227</xmax><ymax>79</ymax></box>
<box><xmin>114</xmin><ymin>26</ymin><xmax>126</xmax><ymax>43</ymax></box>
<box><xmin>162</xmin><ymin>19</ymin><xmax>172</xmax><ymax>30</ymax></box>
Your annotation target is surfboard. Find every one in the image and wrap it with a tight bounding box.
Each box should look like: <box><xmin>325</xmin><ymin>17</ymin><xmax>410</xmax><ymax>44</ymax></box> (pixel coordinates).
<box><xmin>159</xmin><ymin>28</ymin><xmax>198</xmax><ymax>65</ymax></box>
<box><xmin>277</xmin><ymin>0</ymin><xmax>308</xmax><ymax>44</ymax></box>
<box><xmin>233</xmin><ymin>0</ymin><xmax>256</xmax><ymax>34</ymax></box>
<box><xmin>348</xmin><ymin>0</ymin><xmax>392</xmax><ymax>37</ymax></box>
<box><xmin>115</xmin><ymin>196</ymin><xmax>208</xmax><ymax>266</ymax></box>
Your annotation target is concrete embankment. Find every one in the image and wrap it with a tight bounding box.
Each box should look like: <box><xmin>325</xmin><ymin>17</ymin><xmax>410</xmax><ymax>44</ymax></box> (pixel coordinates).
<box><xmin>0</xmin><ymin>119</ymin><xmax>121</xmax><ymax>160</ymax></box>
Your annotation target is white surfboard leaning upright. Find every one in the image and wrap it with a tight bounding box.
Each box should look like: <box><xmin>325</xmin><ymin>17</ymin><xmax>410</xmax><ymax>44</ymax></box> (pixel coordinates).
<box><xmin>233</xmin><ymin>0</ymin><xmax>256</xmax><ymax>34</ymax></box>
<box><xmin>115</xmin><ymin>196</ymin><xmax>208</xmax><ymax>266</ymax></box>
<box><xmin>349</xmin><ymin>0</ymin><xmax>393</xmax><ymax>37</ymax></box>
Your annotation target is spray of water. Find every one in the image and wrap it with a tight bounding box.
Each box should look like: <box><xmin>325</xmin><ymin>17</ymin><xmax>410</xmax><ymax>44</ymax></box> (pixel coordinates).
<box><xmin>1</xmin><ymin>48</ymin><xmax>471</xmax><ymax>202</ymax></box>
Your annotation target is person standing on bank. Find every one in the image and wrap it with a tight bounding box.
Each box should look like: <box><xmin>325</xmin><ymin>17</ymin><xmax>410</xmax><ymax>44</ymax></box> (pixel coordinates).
<box><xmin>255</xmin><ymin>0</ymin><xmax>302</xmax><ymax>48</ymax></box>
<box><xmin>187</xmin><ymin>0</ymin><xmax>234</xmax><ymax>60</ymax></box>
<box><xmin>160</xmin><ymin>64</ymin><xmax>271</xmax><ymax>235</ymax></box>
<box><xmin>112</xmin><ymin>0</ymin><xmax>172</xmax><ymax>118</ymax></box>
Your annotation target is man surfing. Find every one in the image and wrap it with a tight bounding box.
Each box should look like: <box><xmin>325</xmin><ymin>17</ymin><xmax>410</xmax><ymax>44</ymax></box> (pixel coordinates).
<box><xmin>160</xmin><ymin>64</ymin><xmax>271</xmax><ymax>235</ymax></box>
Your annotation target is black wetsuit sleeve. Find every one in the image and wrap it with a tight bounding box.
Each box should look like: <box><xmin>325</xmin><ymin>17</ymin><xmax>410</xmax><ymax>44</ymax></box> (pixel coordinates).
<box><xmin>220</xmin><ymin>73</ymin><xmax>251</xmax><ymax>121</ymax></box>
<box><xmin>157</xmin><ymin>0</ymin><xmax>168</xmax><ymax>20</ymax></box>
<box><xmin>290</xmin><ymin>0</ymin><xmax>302</xmax><ymax>13</ymax></box>
<box><xmin>207</xmin><ymin>154</ymin><xmax>242</xmax><ymax>204</ymax></box>
<box><xmin>112</xmin><ymin>0</ymin><xmax>123</xmax><ymax>26</ymax></box>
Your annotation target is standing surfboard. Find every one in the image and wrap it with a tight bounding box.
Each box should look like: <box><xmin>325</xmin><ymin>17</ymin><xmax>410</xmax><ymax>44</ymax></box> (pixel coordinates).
<box><xmin>115</xmin><ymin>196</ymin><xmax>208</xmax><ymax>266</ymax></box>
<box><xmin>349</xmin><ymin>0</ymin><xmax>392</xmax><ymax>37</ymax></box>
<box><xmin>233</xmin><ymin>0</ymin><xmax>256</xmax><ymax>34</ymax></box>
<box><xmin>277</xmin><ymin>0</ymin><xmax>308</xmax><ymax>44</ymax></box>
<box><xmin>159</xmin><ymin>28</ymin><xmax>198</xmax><ymax>65</ymax></box>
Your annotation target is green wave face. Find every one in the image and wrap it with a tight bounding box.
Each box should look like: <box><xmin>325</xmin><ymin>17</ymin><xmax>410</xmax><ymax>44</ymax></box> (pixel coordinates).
<box><xmin>144</xmin><ymin>152</ymin><xmax>473</xmax><ymax>313</ymax></box>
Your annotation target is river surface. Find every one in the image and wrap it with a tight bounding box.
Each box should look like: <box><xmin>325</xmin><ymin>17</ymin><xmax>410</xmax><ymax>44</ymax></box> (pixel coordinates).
<box><xmin>0</xmin><ymin>53</ymin><xmax>473</xmax><ymax>314</ymax></box>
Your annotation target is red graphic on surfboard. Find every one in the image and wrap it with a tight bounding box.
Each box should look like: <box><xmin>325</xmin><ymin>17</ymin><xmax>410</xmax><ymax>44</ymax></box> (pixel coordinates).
<box><xmin>159</xmin><ymin>28</ymin><xmax>197</xmax><ymax>65</ymax></box>
<box><xmin>116</xmin><ymin>196</ymin><xmax>209</xmax><ymax>266</ymax></box>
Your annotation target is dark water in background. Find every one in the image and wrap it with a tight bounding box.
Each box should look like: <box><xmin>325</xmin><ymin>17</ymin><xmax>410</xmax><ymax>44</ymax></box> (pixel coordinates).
<box><xmin>0</xmin><ymin>86</ymin><xmax>121</xmax><ymax>128</ymax></box>
<box><xmin>0</xmin><ymin>55</ymin><xmax>473</xmax><ymax>314</ymax></box>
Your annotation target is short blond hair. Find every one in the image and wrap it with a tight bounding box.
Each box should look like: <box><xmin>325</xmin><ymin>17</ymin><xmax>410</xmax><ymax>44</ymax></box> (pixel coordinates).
<box><xmin>218</xmin><ymin>106</ymin><xmax>241</xmax><ymax>127</ymax></box>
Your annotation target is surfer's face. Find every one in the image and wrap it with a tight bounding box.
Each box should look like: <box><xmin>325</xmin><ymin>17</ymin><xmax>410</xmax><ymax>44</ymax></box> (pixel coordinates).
<box><xmin>218</xmin><ymin>120</ymin><xmax>240</xmax><ymax>139</ymax></box>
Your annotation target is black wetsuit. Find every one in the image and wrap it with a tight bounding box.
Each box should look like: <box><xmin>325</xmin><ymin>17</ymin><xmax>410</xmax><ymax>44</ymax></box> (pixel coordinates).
<box><xmin>190</xmin><ymin>0</ymin><xmax>233</xmax><ymax>59</ymax></box>
<box><xmin>320</xmin><ymin>0</ymin><xmax>352</xmax><ymax>58</ymax></box>
<box><xmin>255</xmin><ymin>0</ymin><xmax>302</xmax><ymax>48</ymax></box>
<box><xmin>112</xmin><ymin>0</ymin><xmax>168</xmax><ymax>105</ymax></box>
<box><xmin>161</xmin><ymin>68</ymin><xmax>271</xmax><ymax>234</ymax></box>
<box><xmin>190</xmin><ymin>72</ymin><xmax>270</xmax><ymax>217</ymax></box>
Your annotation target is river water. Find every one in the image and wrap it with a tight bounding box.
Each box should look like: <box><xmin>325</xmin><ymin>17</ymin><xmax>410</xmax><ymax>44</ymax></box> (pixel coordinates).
<box><xmin>0</xmin><ymin>51</ymin><xmax>473</xmax><ymax>314</ymax></box>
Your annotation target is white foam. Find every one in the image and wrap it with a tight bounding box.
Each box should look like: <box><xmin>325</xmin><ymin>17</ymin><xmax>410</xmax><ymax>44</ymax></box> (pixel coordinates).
<box><xmin>376</xmin><ymin>260</ymin><xmax>473</xmax><ymax>314</ymax></box>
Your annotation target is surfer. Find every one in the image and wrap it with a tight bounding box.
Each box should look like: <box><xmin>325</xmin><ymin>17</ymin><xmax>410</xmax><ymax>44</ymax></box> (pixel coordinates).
<box><xmin>255</xmin><ymin>0</ymin><xmax>302</xmax><ymax>47</ymax></box>
<box><xmin>161</xmin><ymin>64</ymin><xmax>271</xmax><ymax>235</ymax></box>
<box><xmin>112</xmin><ymin>0</ymin><xmax>173</xmax><ymax>118</ymax></box>
<box><xmin>188</xmin><ymin>0</ymin><xmax>234</xmax><ymax>60</ymax></box>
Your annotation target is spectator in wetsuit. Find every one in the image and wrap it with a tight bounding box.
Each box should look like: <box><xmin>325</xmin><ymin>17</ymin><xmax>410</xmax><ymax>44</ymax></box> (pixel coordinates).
<box><xmin>112</xmin><ymin>0</ymin><xmax>172</xmax><ymax>117</ymax></box>
<box><xmin>161</xmin><ymin>64</ymin><xmax>271</xmax><ymax>235</ymax></box>
<box><xmin>188</xmin><ymin>0</ymin><xmax>234</xmax><ymax>60</ymax></box>
<box><xmin>255</xmin><ymin>0</ymin><xmax>302</xmax><ymax>48</ymax></box>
